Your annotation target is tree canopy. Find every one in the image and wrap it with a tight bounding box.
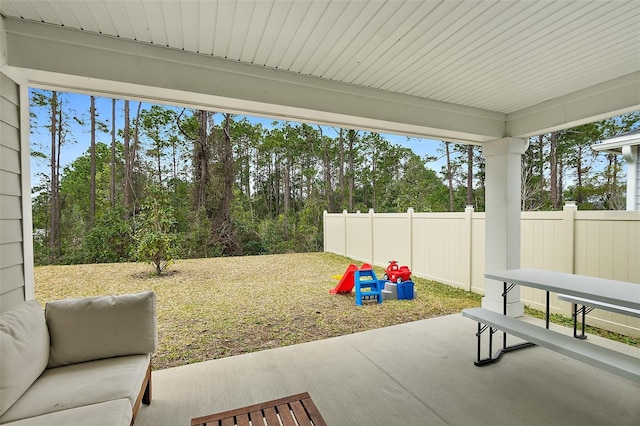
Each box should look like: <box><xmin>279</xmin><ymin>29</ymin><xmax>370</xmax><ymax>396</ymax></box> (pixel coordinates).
<box><xmin>29</xmin><ymin>90</ymin><xmax>637</xmax><ymax>266</ymax></box>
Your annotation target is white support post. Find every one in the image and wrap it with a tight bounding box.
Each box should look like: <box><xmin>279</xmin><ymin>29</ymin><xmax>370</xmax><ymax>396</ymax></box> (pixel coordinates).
<box><xmin>343</xmin><ymin>210</ymin><xmax>348</xmax><ymax>257</ymax></box>
<box><xmin>561</xmin><ymin>201</ymin><xmax>577</xmax><ymax>274</ymax></box>
<box><xmin>482</xmin><ymin>137</ymin><xmax>528</xmax><ymax>317</ymax></box>
<box><xmin>464</xmin><ymin>205</ymin><xmax>474</xmax><ymax>292</ymax></box>
<box><xmin>622</xmin><ymin>145</ymin><xmax>638</xmax><ymax>211</ymax></box>
<box><xmin>407</xmin><ymin>207</ymin><xmax>414</xmax><ymax>271</ymax></box>
<box><xmin>323</xmin><ymin>210</ymin><xmax>327</xmax><ymax>253</ymax></box>
<box><xmin>369</xmin><ymin>208</ymin><xmax>375</xmax><ymax>265</ymax></box>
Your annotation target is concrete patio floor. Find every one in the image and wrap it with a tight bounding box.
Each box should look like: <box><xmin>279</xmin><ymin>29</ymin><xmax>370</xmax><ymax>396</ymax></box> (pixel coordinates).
<box><xmin>136</xmin><ymin>313</ymin><xmax>639</xmax><ymax>426</ymax></box>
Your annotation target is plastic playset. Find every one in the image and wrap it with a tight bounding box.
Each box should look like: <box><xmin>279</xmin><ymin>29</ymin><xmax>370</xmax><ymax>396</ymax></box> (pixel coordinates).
<box><xmin>330</xmin><ymin>261</ymin><xmax>415</xmax><ymax>305</ymax></box>
<box><xmin>383</xmin><ymin>260</ymin><xmax>412</xmax><ymax>283</ymax></box>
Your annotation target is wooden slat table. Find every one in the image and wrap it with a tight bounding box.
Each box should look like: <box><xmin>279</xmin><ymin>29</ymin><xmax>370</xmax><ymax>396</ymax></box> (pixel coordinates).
<box><xmin>191</xmin><ymin>392</ymin><xmax>327</xmax><ymax>426</ymax></box>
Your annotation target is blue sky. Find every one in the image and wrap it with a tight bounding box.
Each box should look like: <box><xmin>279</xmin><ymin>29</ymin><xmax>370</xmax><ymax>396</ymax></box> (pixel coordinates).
<box><xmin>29</xmin><ymin>90</ymin><xmax>446</xmax><ymax>186</ymax></box>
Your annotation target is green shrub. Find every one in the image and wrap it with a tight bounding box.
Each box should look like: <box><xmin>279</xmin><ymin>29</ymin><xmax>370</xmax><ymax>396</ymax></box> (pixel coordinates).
<box><xmin>134</xmin><ymin>185</ymin><xmax>176</xmax><ymax>275</ymax></box>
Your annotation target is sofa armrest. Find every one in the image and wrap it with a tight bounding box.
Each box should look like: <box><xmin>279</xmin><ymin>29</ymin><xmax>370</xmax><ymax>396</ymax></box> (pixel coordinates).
<box><xmin>45</xmin><ymin>291</ymin><xmax>157</xmax><ymax>368</ymax></box>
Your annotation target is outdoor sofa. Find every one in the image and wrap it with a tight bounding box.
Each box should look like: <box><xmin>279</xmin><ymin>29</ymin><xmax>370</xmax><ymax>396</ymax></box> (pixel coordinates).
<box><xmin>0</xmin><ymin>291</ymin><xmax>157</xmax><ymax>425</ymax></box>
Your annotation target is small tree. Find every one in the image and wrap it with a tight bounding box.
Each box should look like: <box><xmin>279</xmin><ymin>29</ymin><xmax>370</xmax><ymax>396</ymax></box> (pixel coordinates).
<box><xmin>135</xmin><ymin>185</ymin><xmax>176</xmax><ymax>275</ymax></box>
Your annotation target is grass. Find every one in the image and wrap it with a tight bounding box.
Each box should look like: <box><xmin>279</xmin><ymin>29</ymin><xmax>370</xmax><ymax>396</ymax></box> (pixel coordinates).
<box><xmin>34</xmin><ymin>253</ymin><xmax>481</xmax><ymax>370</ymax></box>
<box><xmin>34</xmin><ymin>252</ymin><xmax>636</xmax><ymax>370</ymax></box>
<box><xmin>524</xmin><ymin>307</ymin><xmax>639</xmax><ymax>347</ymax></box>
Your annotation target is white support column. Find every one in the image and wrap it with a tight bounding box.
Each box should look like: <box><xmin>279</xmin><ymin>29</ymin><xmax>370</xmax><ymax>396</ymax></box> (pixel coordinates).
<box><xmin>482</xmin><ymin>137</ymin><xmax>528</xmax><ymax>317</ymax></box>
<box><xmin>621</xmin><ymin>145</ymin><xmax>638</xmax><ymax>211</ymax></box>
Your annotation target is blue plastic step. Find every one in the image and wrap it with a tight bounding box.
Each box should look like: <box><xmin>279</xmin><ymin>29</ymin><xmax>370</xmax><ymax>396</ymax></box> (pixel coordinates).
<box><xmin>354</xmin><ymin>269</ymin><xmax>383</xmax><ymax>306</ymax></box>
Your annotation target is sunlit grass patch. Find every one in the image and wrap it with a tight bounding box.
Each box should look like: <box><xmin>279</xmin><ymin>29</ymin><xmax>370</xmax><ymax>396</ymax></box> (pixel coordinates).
<box><xmin>35</xmin><ymin>253</ymin><xmax>481</xmax><ymax>370</ymax></box>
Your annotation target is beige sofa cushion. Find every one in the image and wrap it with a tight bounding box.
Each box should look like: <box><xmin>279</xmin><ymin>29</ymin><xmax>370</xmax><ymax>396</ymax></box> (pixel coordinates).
<box><xmin>1</xmin><ymin>399</ymin><xmax>132</xmax><ymax>426</ymax></box>
<box><xmin>46</xmin><ymin>291</ymin><xmax>157</xmax><ymax>368</ymax></box>
<box><xmin>0</xmin><ymin>301</ymin><xmax>49</xmax><ymax>417</ymax></box>
<box><xmin>0</xmin><ymin>354</ymin><xmax>149</xmax><ymax>424</ymax></box>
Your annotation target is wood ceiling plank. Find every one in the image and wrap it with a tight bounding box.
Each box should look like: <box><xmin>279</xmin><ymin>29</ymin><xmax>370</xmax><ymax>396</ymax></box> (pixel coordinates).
<box><xmin>196</xmin><ymin>0</ymin><xmax>217</xmax><ymax>54</ymax></box>
<box><xmin>312</xmin><ymin>0</ymin><xmax>379</xmax><ymax>79</ymax></box>
<box><xmin>62</xmin><ymin>0</ymin><xmax>100</xmax><ymax>33</ymax></box>
<box><xmin>212</xmin><ymin>0</ymin><xmax>236</xmax><ymax>58</ymax></box>
<box><xmin>267</xmin><ymin>1</ymin><xmax>314</xmax><ymax>71</ymax></box>
<box><xmin>141</xmin><ymin>0</ymin><xmax>168</xmax><ymax>46</ymax></box>
<box><xmin>356</xmin><ymin>1</ymin><xmax>465</xmax><ymax>88</ymax></box>
<box><xmin>252</xmin><ymin>1</ymin><xmax>294</xmax><ymax>67</ymax></box>
<box><xmin>393</xmin><ymin>0</ymin><xmax>540</xmax><ymax>95</ymax></box>
<box><xmin>292</xmin><ymin>1</ymin><xmax>350</xmax><ymax>75</ymax></box>
<box><xmin>339</xmin><ymin>1</ymin><xmax>437</xmax><ymax>84</ymax></box>
<box><xmin>225</xmin><ymin>1</ymin><xmax>255</xmax><ymax>61</ymax></box>
<box><xmin>376</xmin><ymin>0</ymin><xmax>500</xmax><ymax>92</ymax></box>
<box><xmin>162</xmin><ymin>0</ymin><xmax>183</xmax><ymax>50</ymax></box>
<box><xmin>122</xmin><ymin>1</ymin><xmax>152</xmax><ymax>42</ymax></box>
<box><xmin>102</xmin><ymin>1</ymin><xmax>136</xmax><ymax>40</ymax></box>
<box><xmin>327</xmin><ymin>1</ymin><xmax>410</xmax><ymax>82</ymax></box>
<box><xmin>420</xmin><ymin>1</ymin><xmax>625</xmax><ymax>110</ymax></box>
<box><xmin>179</xmin><ymin>0</ymin><xmax>199</xmax><ymax>53</ymax></box>
<box><xmin>275</xmin><ymin>0</ymin><xmax>332</xmax><ymax>72</ymax></box>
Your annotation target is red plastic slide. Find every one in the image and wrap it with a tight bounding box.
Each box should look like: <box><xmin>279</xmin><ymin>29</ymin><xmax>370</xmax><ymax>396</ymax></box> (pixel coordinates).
<box><xmin>329</xmin><ymin>264</ymin><xmax>357</xmax><ymax>294</ymax></box>
<box><xmin>329</xmin><ymin>263</ymin><xmax>373</xmax><ymax>294</ymax></box>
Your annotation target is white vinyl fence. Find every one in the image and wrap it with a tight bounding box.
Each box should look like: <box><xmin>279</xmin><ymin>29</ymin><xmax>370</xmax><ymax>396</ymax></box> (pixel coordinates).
<box><xmin>323</xmin><ymin>203</ymin><xmax>640</xmax><ymax>337</ymax></box>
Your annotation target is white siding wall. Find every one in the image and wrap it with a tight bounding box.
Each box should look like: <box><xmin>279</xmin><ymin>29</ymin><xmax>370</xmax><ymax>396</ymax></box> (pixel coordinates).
<box><xmin>636</xmin><ymin>149</ymin><xmax>640</xmax><ymax>210</ymax></box>
<box><xmin>325</xmin><ymin>207</ymin><xmax>640</xmax><ymax>337</ymax></box>
<box><xmin>0</xmin><ymin>72</ymin><xmax>25</xmax><ymax>312</ymax></box>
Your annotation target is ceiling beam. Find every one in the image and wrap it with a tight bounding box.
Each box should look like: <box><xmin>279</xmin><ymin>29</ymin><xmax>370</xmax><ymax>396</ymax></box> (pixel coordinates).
<box><xmin>507</xmin><ymin>72</ymin><xmax>640</xmax><ymax>138</ymax></box>
<box><xmin>2</xmin><ymin>18</ymin><xmax>506</xmax><ymax>144</ymax></box>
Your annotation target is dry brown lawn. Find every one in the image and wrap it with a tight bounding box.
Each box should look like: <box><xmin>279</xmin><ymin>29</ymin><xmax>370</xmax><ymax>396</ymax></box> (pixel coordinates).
<box><xmin>35</xmin><ymin>252</ymin><xmax>482</xmax><ymax>370</ymax></box>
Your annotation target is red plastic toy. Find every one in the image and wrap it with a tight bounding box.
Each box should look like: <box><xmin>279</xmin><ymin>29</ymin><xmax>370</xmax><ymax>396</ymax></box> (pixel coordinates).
<box><xmin>329</xmin><ymin>263</ymin><xmax>374</xmax><ymax>294</ymax></box>
<box><xmin>383</xmin><ymin>260</ymin><xmax>412</xmax><ymax>283</ymax></box>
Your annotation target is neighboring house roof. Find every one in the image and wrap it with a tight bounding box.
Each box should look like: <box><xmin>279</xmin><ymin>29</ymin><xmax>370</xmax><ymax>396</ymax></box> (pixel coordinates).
<box><xmin>591</xmin><ymin>128</ymin><xmax>640</xmax><ymax>155</ymax></box>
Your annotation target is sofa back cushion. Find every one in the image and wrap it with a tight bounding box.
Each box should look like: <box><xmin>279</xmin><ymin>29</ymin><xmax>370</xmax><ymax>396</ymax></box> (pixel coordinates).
<box><xmin>0</xmin><ymin>300</ymin><xmax>50</xmax><ymax>416</ymax></box>
<box><xmin>46</xmin><ymin>291</ymin><xmax>157</xmax><ymax>368</ymax></box>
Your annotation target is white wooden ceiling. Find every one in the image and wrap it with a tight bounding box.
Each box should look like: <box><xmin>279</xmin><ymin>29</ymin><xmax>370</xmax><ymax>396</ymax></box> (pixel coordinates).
<box><xmin>1</xmin><ymin>0</ymin><xmax>639</xmax><ymax>142</ymax></box>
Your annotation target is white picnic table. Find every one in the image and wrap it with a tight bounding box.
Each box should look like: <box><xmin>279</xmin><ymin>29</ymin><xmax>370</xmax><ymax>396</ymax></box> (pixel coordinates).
<box><xmin>461</xmin><ymin>269</ymin><xmax>640</xmax><ymax>382</ymax></box>
<box><xmin>484</xmin><ymin>268</ymin><xmax>640</xmax><ymax>311</ymax></box>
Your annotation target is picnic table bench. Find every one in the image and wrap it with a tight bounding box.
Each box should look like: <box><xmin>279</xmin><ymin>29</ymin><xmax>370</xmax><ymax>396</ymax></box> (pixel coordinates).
<box><xmin>557</xmin><ymin>293</ymin><xmax>640</xmax><ymax>339</ymax></box>
<box><xmin>461</xmin><ymin>269</ymin><xmax>640</xmax><ymax>383</ymax></box>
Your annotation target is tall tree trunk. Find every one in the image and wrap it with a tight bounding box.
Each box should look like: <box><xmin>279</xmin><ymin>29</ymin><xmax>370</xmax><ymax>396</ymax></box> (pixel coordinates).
<box><xmin>550</xmin><ymin>132</ymin><xmax>559</xmax><ymax>209</ymax></box>
<box><xmin>283</xmin><ymin>158</ymin><xmax>290</xmax><ymax>240</ymax></box>
<box><xmin>371</xmin><ymin>145</ymin><xmax>377</xmax><ymax>211</ymax></box>
<box><xmin>49</xmin><ymin>91</ymin><xmax>59</xmax><ymax>261</ymax></box>
<box><xmin>130</xmin><ymin>102</ymin><xmax>142</xmax><ymax>210</ymax></box>
<box><xmin>110</xmin><ymin>98</ymin><xmax>116</xmax><ymax>207</ymax></box>
<box><xmin>339</xmin><ymin>128</ymin><xmax>345</xmax><ymax>209</ymax></box>
<box><xmin>266</xmin><ymin>153</ymin><xmax>273</xmax><ymax>217</ymax></box>
<box><xmin>604</xmin><ymin>153</ymin><xmax>615</xmax><ymax>208</ymax></box>
<box><xmin>218</xmin><ymin>113</ymin><xmax>237</xmax><ymax>253</ymax></box>
<box><xmin>538</xmin><ymin>134</ymin><xmax>544</xmax><ymax>192</ymax></box>
<box><xmin>156</xmin><ymin>142</ymin><xmax>163</xmax><ymax>186</ymax></box>
<box><xmin>347</xmin><ymin>130</ymin><xmax>355</xmax><ymax>211</ymax></box>
<box><xmin>558</xmin><ymin>157</ymin><xmax>564</xmax><ymax>206</ymax></box>
<box><xmin>445</xmin><ymin>142</ymin><xmax>454</xmax><ymax>212</ymax></box>
<box><xmin>466</xmin><ymin>144</ymin><xmax>473</xmax><ymax>206</ymax></box>
<box><xmin>221</xmin><ymin>115</ymin><xmax>234</xmax><ymax>221</ymax></box>
<box><xmin>576</xmin><ymin>145</ymin><xmax>584</xmax><ymax>205</ymax></box>
<box><xmin>195</xmin><ymin>110</ymin><xmax>210</xmax><ymax>211</ymax></box>
<box><xmin>319</xmin><ymin>126</ymin><xmax>332</xmax><ymax>211</ymax></box>
<box><xmin>172</xmin><ymin>139</ymin><xmax>177</xmax><ymax>181</ymax></box>
<box><xmin>610</xmin><ymin>154</ymin><xmax>620</xmax><ymax>209</ymax></box>
<box><xmin>123</xmin><ymin>100</ymin><xmax>131</xmax><ymax>212</ymax></box>
<box><xmin>89</xmin><ymin>96</ymin><xmax>96</xmax><ymax>228</ymax></box>
<box><xmin>274</xmin><ymin>153</ymin><xmax>280</xmax><ymax>216</ymax></box>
